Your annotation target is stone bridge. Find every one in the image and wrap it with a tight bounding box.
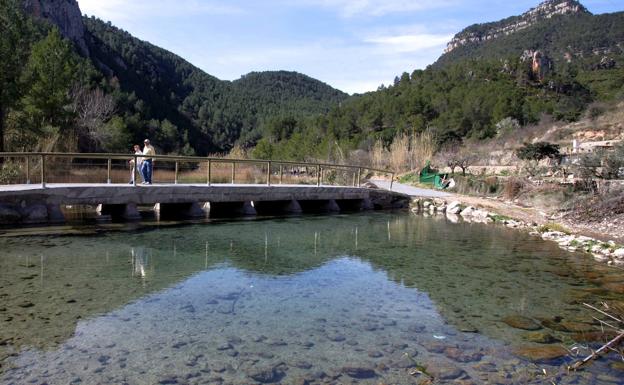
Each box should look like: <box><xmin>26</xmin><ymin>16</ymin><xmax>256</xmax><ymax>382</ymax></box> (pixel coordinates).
<box><xmin>0</xmin><ymin>183</ymin><xmax>409</xmax><ymax>225</ymax></box>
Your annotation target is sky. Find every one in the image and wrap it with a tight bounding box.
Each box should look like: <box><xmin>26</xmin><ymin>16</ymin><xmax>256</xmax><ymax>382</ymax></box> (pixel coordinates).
<box><xmin>77</xmin><ymin>0</ymin><xmax>623</xmax><ymax>94</ymax></box>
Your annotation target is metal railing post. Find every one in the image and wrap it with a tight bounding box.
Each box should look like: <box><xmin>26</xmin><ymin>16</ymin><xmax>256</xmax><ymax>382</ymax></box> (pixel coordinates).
<box><xmin>174</xmin><ymin>161</ymin><xmax>179</xmax><ymax>184</ymax></box>
<box><xmin>316</xmin><ymin>165</ymin><xmax>321</xmax><ymax>186</ymax></box>
<box><xmin>107</xmin><ymin>158</ymin><xmax>112</xmax><ymax>184</ymax></box>
<box><xmin>390</xmin><ymin>172</ymin><xmax>394</xmax><ymax>191</ymax></box>
<box><xmin>279</xmin><ymin>164</ymin><xmax>283</xmax><ymax>184</ymax></box>
<box><xmin>231</xmin><ymin>162</ymin><xmax>235</xmax><ymax>184</ymax></box>
<box><xmin>266</xmin><ymin>161</ymin><xmax>271</xmax><ymax>186</ymax></box>
<box><xmin>26</xmin><ymin>157</ymin><xmax>30</xmax><ymax>184</ymax></box>
<box><xmin>207</xmin><ymin>159</ymin><xmax>211</xmax><ymax>186</ymax></box>
<box><xmin>40</xmin><ymin>154</ymin><xmax>46</xmax><ymax>188</ymax></box>
<box><xmin>357</xmin><ymin>168</ymin><xmax>361</xmax><ymax>187</ymax></box>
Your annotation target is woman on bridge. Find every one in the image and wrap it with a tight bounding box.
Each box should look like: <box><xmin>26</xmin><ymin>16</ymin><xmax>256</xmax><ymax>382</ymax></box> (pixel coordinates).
<box><xmin>129</xmin><ymin>144</ymin><xmax>143</xmax><ymax>184</ymax></box>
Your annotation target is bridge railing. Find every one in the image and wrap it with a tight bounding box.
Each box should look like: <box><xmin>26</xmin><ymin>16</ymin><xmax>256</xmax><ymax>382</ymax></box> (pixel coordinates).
<box><xmin>0</xmin><ymin>152</ymin><xmax>394</xmax><ymax>190</ymax></box>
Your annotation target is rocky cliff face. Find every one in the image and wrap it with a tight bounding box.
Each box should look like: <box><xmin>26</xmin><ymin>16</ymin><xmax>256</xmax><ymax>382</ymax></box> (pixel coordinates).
<box><xmin>444</xmin><ymin>0</ymin><xmax>590</xmax><ymax>54</ymax></box>
<box><xmin>23</xmin><ymin>0</ymin><xmax>89</xmax><ymax>56</ymax></box>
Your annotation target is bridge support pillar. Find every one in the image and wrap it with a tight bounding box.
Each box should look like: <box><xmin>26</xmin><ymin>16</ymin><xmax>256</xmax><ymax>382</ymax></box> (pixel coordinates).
<box><xmin>285</xmin><ymin>199</ymin><xmax>303</xmax><ymax>214</ymax></box>
<box><xmin>335</xmin><ymin>199</ymin><xmax>371</xmax><ymax>212</ymax></box>
<box><xmin>299</xmin><ymin>199</ymin><xmax>340</xmax><ymax>213</ymax></box>
<box><xmin>361</xmin><ymin>198</ymin><xmax>374</xmax><ymax>210</ymax></box>
<box><xmin>206</xmin><ymin>201</ymin><xmax>257</xmax><ymax>217</ymax></box>
<box><xmin>46</xmin><ymin>204</ymin><xmax>66</xmax><ymax>223</ymax></box>
<box><xmin>99</xmin><ymin>203</ymin><xmax>141</xmax><ymax>221</ymax></box>
<box><xmin>158</xmin><ymin>202</ymin><xmax>207</xmax><ymax>219</ymax></box>
<box><xmin>252</xmin><ymin>199</ymin><xmax>302</xmax><ymax>215</ymax></box>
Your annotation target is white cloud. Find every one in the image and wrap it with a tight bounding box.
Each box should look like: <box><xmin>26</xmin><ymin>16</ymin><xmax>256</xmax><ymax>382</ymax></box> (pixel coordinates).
<box><xmin>365</xmin><ymin>33</ymin><xmax>452</xmax><ymax>53</ymax></box>
<box><xmin>300</xmin><ymin>0</ymin><xmax>459</xmax><ymax>17</ymax></box>
<box><xmin>78</xmin><ymin>0</ymin><xmax>243</xmax><ymax>22</ymax></box>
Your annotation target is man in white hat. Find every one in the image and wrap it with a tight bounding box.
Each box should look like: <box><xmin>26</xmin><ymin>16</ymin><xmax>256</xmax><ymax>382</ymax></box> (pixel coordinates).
<box><xmin>141</xmin><ymin>139</ymin><xmax>156</xmax><ymax>184</ymax></box>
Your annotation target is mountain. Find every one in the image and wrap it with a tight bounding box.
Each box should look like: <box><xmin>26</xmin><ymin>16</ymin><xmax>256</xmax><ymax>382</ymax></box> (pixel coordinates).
<box><xmin>3</xmin><ymin>0</ymin><xmax>623</xmax><ymax>162</ymax></box>
<box><xmin>436</xmin><ymin>0</ymin><xmax>624</xmax><ymax>72</ymax></box>
<box><xmin>83</xmin><ymin>17</ymin><xmax>349</xmax><ymax>153</ymax></box>
<box><xmin>257</xmin><ymin>0</ymin><xmax>624</xmax><ymax>157</ymax></box>
<box><xmin>11</xmin><ymin>0</ymin><xmax>347</xmax><ymax>155</ymax></box>
<box><xmin>442</xmin><ymin>0</ymin><xmax>589</xmax><ymax>55</ymax></box>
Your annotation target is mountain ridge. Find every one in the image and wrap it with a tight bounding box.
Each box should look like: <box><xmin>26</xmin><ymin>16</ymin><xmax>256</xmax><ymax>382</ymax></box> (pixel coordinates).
<box><xmin>444</xmin><ymin>0</ymin><xmax>590</xmax><ymax>54</ymax></box>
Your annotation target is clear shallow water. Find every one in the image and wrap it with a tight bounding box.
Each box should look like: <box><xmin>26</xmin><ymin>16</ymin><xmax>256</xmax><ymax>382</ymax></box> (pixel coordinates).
<box><xmin>0</xmin><ymin>213</ymin><xmax>623</xmax><ymax>384</ymax></box>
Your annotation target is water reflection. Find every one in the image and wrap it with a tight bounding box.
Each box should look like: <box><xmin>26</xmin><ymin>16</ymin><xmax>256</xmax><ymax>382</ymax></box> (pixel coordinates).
<box><xmin>0</xmin><ymin>213</ymin><xmax>623</xmax><ymax>384</ymax></box>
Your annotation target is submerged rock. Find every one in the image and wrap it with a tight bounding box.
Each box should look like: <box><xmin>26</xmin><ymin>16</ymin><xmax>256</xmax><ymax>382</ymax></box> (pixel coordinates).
<box><xmin>513</xmin><ymin>345</ymin><xmax>568</xmax><ymax>362</ymax></box>
<box><xmin>524</xmin><ymin>331</ymin><xmax>559</xmax><ymax>344</ymax></box>
<box><xmin>341</xmin><ymin>365</ymin><xmax>376</xmax><ymax>379</ymax></box>
<box><xmin>247</xmin><ymin>366</ymin><xmax>280</xmax><ymax>383</ymax></box>
<box><xmin>426</xmin><ymin>360</ymin><xmax>466</xmax><ymax>380</ymax></box>
<box><xmin>502</xmin><ymin>315</ymin><xmax>541</xmax><ymax>330</ymax></box>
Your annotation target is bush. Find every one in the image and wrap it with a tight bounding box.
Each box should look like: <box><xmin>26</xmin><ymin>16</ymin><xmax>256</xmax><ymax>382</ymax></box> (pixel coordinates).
<box><xmin>0</xmin><ymin>162</ymin><xmax>21</xmax><ymax>184</ymax></box>
<box><xmin>516</xmin><ymin>142</ymin><xmax>560</xmax><ymax>161</ymax></box>
<box><xmin>503</xmin><ymin>177</ymin><xmax>527</xmax><ymax>200</ymax></box>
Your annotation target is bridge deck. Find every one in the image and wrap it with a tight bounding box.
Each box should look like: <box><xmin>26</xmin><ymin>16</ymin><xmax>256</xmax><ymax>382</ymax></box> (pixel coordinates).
<box><xmin>0</xmin><ymin>183</ymin><xmax>409</xmax><ymax>224</ymax></box>
<box><xmin>0</xmin><ymin>183</ymin><xmax>373</xmax><ymax>205</ymax></box>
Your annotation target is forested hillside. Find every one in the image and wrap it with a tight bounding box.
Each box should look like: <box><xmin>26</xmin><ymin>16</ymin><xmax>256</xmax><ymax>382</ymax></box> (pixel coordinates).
<box><xmin>0</xmin><ymin>0</ymin><xmax>347</xmax><ymax>156</ymax></box>
<box><xmin>254</xmin><ymin>1</ymin><xmax>624</xmax><ymax>160</ymax></box>
<box><xmin>1</xmin><ymin>0</ymin><xmax>623</xmax><ymax>165</ymax></box>
<box><xmin>84</xmin><ymin>17</ymin><xmax>348</xmax><ymax>153</ymax></box>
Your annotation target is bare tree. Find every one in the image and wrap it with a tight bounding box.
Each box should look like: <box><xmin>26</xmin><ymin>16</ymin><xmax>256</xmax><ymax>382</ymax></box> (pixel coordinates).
<box><xmin>70</xmin><ymin>86</ymin><xmax>115</xmax><ymax>149</ymax></box>
<box><xmin>457</xmin><ymin>148</ymin><xmax>480</xmax><ymax>176</ymax></box>
<box><xmin>435</xmin><ymin>143</ymin><xmax>461</xmax><ymax>174</ymax></box>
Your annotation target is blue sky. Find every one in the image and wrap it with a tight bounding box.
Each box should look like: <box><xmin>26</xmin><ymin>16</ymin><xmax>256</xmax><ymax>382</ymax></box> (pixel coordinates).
<box><xmin>78</xmin><ymin>0</ymin><xmax>622</xmax><ymax>94</ymax></box>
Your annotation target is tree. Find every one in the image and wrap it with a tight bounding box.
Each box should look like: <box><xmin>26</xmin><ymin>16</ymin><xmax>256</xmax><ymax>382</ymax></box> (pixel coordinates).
<box><xmin>515</xmin><ymin>142</ymin><xmax>560</xmax><ymax>162</ymax></box>
<box><xmin>0</xmin><ymin>0</ymin><xmax>33</xmax><ymax>152</ymax></box>
<box><xmin>20</xmin><ymin>28</ymin><xmax>80</xmax><ymax>148</ymax></box>
<box><xmin>435</xmin><ymin>143</ymin><xmax>461</xmax><ymax>174</ymax></box>
<box><xmin>457</xmin><ymin>149</ymin><xmax>479</xmax><ymax>176</ymax></box>
<box><xmin>251</xmin><ymin>138</ymin><xmax>274</xmax><ymax>160</ymax></box>
<box><xmin>70</xmin><ymin>86</ymin><xmax>115</xmax><ymax>150</ymax></box>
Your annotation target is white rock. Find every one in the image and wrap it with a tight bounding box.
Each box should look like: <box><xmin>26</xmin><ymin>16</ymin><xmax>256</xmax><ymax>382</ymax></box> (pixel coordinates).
<box><xmin>447</xmin><ymin>201</ymin><xmax>461</xmax><ymax>210</ymax></box>
<box><xmin>613</xmin><ymin>248</ymin><xmax>624</xmax><ymax>259</ymax></box>
<box><xmin>593</xmin><ymin>254</ymin><xmax>609</xmax><ymax>262</ymax></box>
<box><xmin>446</xmin><ymin>213</ymin><xmax>459</xmax><ymax>223</ymax></box>
<box><xmin>591</xmin><ymin>244</ymin><xmax>604</xmax><ymax>253</ymax></box>
<box><xmin>447</xmin><ymin>206</ymin><xmax>461</xmax><ymax>214</ymax></box>
<box><xmin>473</xmin><ymin>209</ymin><xmax>489</xmax><ymax>219</ymax></box>
<box><xmin>460</xmin><ymin>206</ymin><xmax>475</xmax><ymax>217</ymax></box>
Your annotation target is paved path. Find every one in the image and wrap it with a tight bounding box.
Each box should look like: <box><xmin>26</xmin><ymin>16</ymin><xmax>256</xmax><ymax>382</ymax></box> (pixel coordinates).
<box><xmin>372</xmin><ymin>179</ymin><xmax>451</xmax><ymax>198</ymax></box>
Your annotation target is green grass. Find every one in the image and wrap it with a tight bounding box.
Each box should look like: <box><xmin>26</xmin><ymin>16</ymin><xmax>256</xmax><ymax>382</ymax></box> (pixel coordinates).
<box><xmin>537</xmin><ymin>223</ymin><xmax>571</xmax><ymax>234</ymax></box>
<box><xmin>489</xmin><ymin>214</ymin><xmax>512</xmax><ymax>222</ymax></box>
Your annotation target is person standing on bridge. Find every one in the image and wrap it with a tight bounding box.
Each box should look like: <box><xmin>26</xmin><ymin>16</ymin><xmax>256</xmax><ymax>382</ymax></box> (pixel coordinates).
<box><xmin>129</xmin><ymin>144</ymin><xmax>143</xmax><ymax>184</ymax></box>
<box><xmin>141</xmin><ymin>139</ymin><xmax>156</xmax><ymax>185</ymax></box>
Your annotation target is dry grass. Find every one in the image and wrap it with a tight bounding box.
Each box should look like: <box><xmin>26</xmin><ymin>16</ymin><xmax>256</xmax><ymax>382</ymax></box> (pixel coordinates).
<box><xmin>503</xmin><ymin>177</ymin><xmax>528</xmax><ymax>200</ymax></box>
<box><xmin>372</xmin><ymin>132</ymin><xmax>436</xmax><ymax>173</ymax></box>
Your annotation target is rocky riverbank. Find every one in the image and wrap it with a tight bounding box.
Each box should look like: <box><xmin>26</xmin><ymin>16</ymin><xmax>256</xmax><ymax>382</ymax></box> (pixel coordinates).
<box><xmin>410</xmin><ymin>197</ymin><xmax>624</xmax><ymax>265</ymax></box>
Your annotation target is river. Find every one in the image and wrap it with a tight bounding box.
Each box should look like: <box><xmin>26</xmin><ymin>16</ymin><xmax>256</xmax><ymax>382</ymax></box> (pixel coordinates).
<box><xmin>0</xmin><ymin>212</ymin><xmax>623</xmax><ymax>384</ymax></box>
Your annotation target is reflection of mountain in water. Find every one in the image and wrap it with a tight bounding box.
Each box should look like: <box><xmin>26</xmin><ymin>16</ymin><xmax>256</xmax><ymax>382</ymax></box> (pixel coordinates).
<box><xmin>0</xmin><ymin>213</ymin><xmax>620</xmax><ymax>356</ymax></box>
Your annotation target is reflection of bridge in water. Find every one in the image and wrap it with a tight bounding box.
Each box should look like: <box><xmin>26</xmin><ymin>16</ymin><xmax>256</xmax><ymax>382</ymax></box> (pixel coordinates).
<box><xmin>0</xmin><ymin>152</ymin><xmax>407</xmax><ymax>225</ymax></box>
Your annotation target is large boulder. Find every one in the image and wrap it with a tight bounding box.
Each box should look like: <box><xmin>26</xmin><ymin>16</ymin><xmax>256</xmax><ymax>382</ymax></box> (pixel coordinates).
<box><xmin>447</xmin><ymin>201</ymin><xmax>462</xmax><ymax>214</ymax></box>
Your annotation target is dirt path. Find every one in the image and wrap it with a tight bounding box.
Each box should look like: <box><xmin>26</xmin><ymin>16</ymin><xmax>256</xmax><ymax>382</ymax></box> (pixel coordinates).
<box><xmin>378</xmin><ymin>180</ymin><xmax>622</xmax><ymax>243</ymax></box>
